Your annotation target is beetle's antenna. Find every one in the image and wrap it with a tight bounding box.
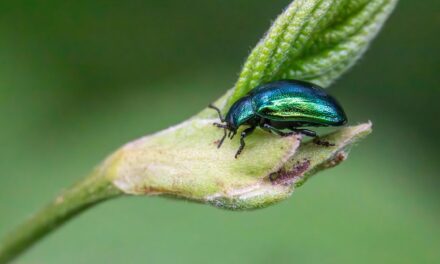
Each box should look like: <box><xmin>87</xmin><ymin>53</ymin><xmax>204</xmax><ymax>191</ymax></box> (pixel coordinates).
<box><xmin>208</xmin><ymin>104</ymin><xmax>225</xmax><ymax>122</ymax></box>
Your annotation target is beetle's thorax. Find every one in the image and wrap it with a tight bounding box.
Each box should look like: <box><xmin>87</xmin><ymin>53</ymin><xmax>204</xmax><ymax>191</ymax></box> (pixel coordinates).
<box><xmin>225</xmin><ymin>96</ymin><xmax>255</xmax><ymax>130</ymax></box>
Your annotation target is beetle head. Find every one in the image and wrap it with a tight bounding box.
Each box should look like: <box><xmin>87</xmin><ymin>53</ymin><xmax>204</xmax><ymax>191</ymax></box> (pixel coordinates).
<box><xmin>224</xmin><ymin>96</ymin><xmax>254</xmax><ymax>131</ymax></box>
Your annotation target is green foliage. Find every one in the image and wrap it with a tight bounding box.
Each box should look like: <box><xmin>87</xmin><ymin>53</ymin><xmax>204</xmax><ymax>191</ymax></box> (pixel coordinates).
<box><xmin>227</xmin><ymin>0</ymin><xmax>398</xmax><ymax>108</ymax></box>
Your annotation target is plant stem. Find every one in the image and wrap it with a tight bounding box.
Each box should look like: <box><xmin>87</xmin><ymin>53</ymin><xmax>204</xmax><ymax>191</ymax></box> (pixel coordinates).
<box><xmin>0</xmin><ymin>170</ymin><xmax>122</xmax><ymax>263</ymax></box>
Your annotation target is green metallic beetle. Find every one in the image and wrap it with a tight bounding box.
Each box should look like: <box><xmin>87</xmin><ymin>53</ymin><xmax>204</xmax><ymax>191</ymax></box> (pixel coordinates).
<box><xmin>209</xmin><ymin>79</ymin><xmax>348</xmax><ymax>158</ymax></box>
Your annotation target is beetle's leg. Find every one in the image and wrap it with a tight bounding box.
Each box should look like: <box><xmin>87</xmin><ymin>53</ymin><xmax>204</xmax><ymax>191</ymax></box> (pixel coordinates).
<box><xmin>212</xmin><ymin>123</ymin><xmax>229</xmax><ymax>148</ymax></box>
<box><xmin>217</xmin><ymin>128</ymin><xmax>227</xmax><ymax>148</ymax></box>
<box><xmin>289</xmin><ymin>128</ymin><xmax>317</xmax><ymax>137</ymax></box>
<box><xmin>213</xmin><ymin>123</ymin><xmax>227</xmax><ymax>128</ymax></box>
<box><xmin>235</xmin><ymin>126</ymin><xmax>256</xmax><ymax>159</ymax></box>
<box><xmin>208</xmin><ymin>104</ymin><xmax>225</xmax><ymax>122</ymax></box>
<box><xmin>289</xmin><ymin>128</ymin><xmax>335</xmax><ymax>147</ymax></box>
<box><xmin>229</xmin><ymin>130</ymin><xmax>237</xmax><ymax>139</ymax></box>
<box><xmin>261</xmin><ymin>124</ymin><xmax>294</xmax><ymax>137</ymax></box>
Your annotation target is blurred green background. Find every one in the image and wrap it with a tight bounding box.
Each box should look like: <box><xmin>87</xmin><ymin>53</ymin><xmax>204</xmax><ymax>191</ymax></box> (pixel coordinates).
<box><xmin>0</xmin><ymin>0</ymin><xmax>439</xmax><ymax>263</ymax></box>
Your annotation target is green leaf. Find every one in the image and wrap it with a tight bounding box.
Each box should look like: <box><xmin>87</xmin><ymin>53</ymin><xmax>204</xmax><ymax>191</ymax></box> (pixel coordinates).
<box><xmin>226</xmin><ymin>0</ymin><xmax>398</xmax><ymax>109</ymax></box>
